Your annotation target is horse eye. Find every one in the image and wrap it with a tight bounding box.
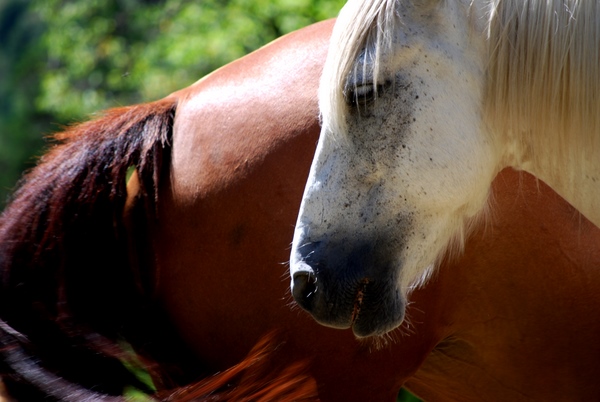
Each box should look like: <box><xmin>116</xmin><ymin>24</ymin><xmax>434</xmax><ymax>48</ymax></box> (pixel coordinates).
<box><xmin>344</xmin><ymin>82</ymin><xmax>387</xmax><ymax>108</ymax></box>
<box><xmin>346</xmin><ymin>83</ymin><xmax>377</xmax><ymax>107</ymax></box>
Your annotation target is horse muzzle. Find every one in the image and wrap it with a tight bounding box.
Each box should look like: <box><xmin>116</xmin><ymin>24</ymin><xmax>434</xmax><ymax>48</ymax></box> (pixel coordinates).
<box><xmin>290</xmin><ymin>240</ymin><xmax>406</xmax><ymax>338</ymax></box>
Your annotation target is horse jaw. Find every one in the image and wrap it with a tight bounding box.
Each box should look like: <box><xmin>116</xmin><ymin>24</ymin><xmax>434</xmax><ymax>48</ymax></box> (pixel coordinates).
<box><xmin>290</xmin><ymin>0</ymin><xmax>499</xmax><ymax>337</ymax></box>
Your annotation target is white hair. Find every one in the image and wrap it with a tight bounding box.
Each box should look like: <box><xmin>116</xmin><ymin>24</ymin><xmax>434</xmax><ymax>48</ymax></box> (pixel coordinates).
<box><xmin>323</xmin><ymin>0</ymin><xmax>600</xmax><ymax>169</ymax></box>
<box><xmin>486</xmin><ymin>0</ymin><xmax>600</xmax><ymax>191</ymax></box>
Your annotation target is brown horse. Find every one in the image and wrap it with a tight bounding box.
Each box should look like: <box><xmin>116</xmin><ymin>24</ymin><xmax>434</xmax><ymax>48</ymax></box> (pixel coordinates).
<box><xmin>154</xmin><ymin>18</ymin><xmax>600</xmax><ymax>401</ymax></box>
<box><xmin>1</xmin><ymin>18</ymin><xmax>600</xmax><ymax>402</ymax></box>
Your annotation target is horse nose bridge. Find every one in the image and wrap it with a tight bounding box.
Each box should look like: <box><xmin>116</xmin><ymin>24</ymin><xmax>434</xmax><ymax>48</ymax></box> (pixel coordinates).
<box><xmin>299</xmin><ymin>151</ymin><xmax>369</xmax><ymax>229</ymax></box>
<box><xmin>298</xmin><ymin>180</ymin><xmax>382</xmax><ymax>241</ymax></box>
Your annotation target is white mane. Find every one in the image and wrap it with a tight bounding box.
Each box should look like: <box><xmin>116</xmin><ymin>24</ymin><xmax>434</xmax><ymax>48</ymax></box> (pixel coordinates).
<box><xmin>486</xmin><ymin>0</ymin><xmax>600</xmax><ymax>189</ymax></box>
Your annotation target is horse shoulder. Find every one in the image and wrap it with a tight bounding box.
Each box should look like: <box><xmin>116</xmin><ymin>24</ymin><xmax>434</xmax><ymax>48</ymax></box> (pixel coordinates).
<box><xmin>167</xmin><ymin>20</ymin><xmax>333</xmax><ymax>204</ymax></box>
<box><xmin>151</xmin><ymin>20</ymin><xmax>331</xmax><ymax>370</ymax></box>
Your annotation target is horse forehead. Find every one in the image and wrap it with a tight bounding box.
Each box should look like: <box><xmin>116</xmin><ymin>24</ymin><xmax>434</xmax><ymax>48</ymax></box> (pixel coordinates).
<box><xmin>353</xmin><ymin>3</ymin><xmax>484</xmax><ymax>87</ymax></box>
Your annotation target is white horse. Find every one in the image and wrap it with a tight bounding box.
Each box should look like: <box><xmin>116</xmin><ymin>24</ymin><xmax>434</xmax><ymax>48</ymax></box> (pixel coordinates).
<box><xmin>290</xmin><ymin>0</ymin><xmax>600</xmax><ymax>337</ymax></box>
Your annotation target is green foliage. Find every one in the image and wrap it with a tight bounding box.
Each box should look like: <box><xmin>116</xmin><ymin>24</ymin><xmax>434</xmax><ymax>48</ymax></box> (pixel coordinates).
<box><xmin>0</xmin><ymin>0</ymin><xmax>51</xmax><ymax>205</ymax></box>
<box><xmin>32</xmin><ymin>0</ymin><xmax>346</xmax><ymax>121</ymax></box>
<box><xmin>398</xmin><ymin>388</ymin><xmax>422</xmax><ymax>402</ymax></box>
<box><xmin>0</xmin><ymin>0</ymin><xmax>345</xmax><ymax>207</ymax></box>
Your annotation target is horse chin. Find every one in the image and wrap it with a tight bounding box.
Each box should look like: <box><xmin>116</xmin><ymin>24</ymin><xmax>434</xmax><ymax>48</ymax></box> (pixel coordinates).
<box><xmin>350</xmin><ymin>288</ymin><xmax>406</xmax><ymax>338</ymax></box>
<box><xmin>307</xmin><ymin>289</ymin><xmax>406</xmax><ymax>338</ymax></box>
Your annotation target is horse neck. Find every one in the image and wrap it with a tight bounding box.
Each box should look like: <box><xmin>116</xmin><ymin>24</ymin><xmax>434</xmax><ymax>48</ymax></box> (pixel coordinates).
<box><xmin>483</xmin><ymin>0</ymin><xmax>600</xmax><ymax>227</ymax></box>
<box><xmin>498</xmin><ymin>130</ymin><xmax>600</xmax><ymax>228</ymax></box>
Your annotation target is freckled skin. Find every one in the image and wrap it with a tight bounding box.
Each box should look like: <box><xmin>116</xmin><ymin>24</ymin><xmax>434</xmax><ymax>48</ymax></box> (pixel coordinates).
<box><xmin>291</xmin><ymin>0</ymin><xmax>496</xmax><ymax>337</ymax></box>
<box><xmin>292</xmin><ymin>0</ymin><xmax>600</xmax><ymax>342</ymax></box>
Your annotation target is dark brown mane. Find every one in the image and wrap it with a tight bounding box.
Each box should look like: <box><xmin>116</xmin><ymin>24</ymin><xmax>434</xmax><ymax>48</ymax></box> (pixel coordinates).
<box><xmin>0</xmin><ymin>95</ymin><xmax>322</xmax><ymax>401</ymax></box>
<box><xmin>0</xmin><ymin>99</ymin><xmax>177</xmax><ymax>399</ymax></box>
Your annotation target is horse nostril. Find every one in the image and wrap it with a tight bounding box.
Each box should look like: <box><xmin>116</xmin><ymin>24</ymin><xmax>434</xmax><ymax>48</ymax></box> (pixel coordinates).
<box><xmin>292</xmin><ymin>270</ymin><xmax>318</xmax><ymax>310</ymax></box>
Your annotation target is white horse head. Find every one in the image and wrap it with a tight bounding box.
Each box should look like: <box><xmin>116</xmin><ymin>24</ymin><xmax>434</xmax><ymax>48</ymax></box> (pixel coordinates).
<box><xmin>290</xmin><ymin>0</ymin><xmax>600</xmax><ymax>337</ymax></box>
